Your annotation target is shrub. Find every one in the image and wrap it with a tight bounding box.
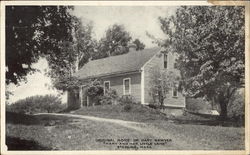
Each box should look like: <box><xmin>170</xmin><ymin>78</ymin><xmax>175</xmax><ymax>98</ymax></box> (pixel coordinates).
<box><xmin>86</xmin><ymin>80</ymin><xmax>103</xmax><ymax>97</ymax></box>
<box><xmin>99</xmin><ymin>89</ymin><xmax>119</xmax><ymax>105</ymax></box>
<box><xmin>186</xmin><ymin>97</ymin><xmax>212</xmax><ymax>112</ymax></box>
<box><xmin>6</xmin><ymin>95</ymin><xmax>66</xmax><ymax>114</ymax></box>
<box><xmin>148</xmin><ymin>103</ymin><xmax>158</xmax><ymax>109</ymax></box>
<box><xmin>118</xmin><ymin>95</ymin><xmax>136</xmax><ymax>105</ymax></box>
<box><xmin>85</xmin><ymin>79</ymin><xmax>104</xmax><ymax>106</ymax></box>
<box><xmin>123</xmin><ymin>104</ymin><xmax>132</xmax><ymax>112</ymax></box>
<box><xmin>228</xmin><ymin>90</ymin><xmax>244</xmax><ymax>123</ymax></box>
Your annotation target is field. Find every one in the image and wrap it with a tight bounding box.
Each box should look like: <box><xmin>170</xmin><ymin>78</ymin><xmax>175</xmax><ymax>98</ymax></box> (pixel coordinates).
<box><xmin>6</xmin><ymin>104</ymin><xmax>245</xmax><ymax>150</ymax></box>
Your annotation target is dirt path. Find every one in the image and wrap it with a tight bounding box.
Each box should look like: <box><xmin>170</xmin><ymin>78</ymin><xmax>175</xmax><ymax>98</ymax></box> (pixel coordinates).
<box><xmin>35</xmin><ymin>113</ymin><xmax>205</xmax><ymax>149</ymax></box>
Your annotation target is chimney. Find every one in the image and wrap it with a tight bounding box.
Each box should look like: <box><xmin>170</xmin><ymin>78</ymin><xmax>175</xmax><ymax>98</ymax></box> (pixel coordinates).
<box><xmin>128</xmin><ymin>43</ymin><xmax>137</xmax><ymax>52</ymax></box>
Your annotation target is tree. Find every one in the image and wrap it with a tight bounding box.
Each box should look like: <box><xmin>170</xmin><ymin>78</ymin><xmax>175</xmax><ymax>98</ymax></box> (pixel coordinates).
<box><xmin>73</xmin><ymin>20</ymin><xmax>97</xmax><ymax>69</ymax></box>
<box><xmin>159</xmin><ymin>6</ymin><xmax>245</xmax><ymax>119</ymax></box>
<box><xmin>91</xmin><ymin>24</ymin><xmax>132</xmax><ymax>60</ymax></box>
<box><xmin>6</xmin><ymin>94</ymin><xmax>65</xmax><ymax>114</ymax></box>
<box><xmin>133</xmin><ymin>39</ymin><xmax>145</xmax><ymax>51</ymax></box>
<box><xmin>6</xmin><ymin>6</ymin><xmax>75</xmax><ymax>85</ymax></box>
<box><xmin>149</xmin><ymin>67</ymin><xmax>179</xmax><ymax>107</ymax></box>
<box><xmin>45</xmin><ymin>18</ymin><xmax>96</xmax><ymax>90</ymax></box>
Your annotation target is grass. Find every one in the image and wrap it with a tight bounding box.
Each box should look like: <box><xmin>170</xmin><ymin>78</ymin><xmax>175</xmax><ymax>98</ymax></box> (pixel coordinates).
<box><xmin>153</xmin><ymin>120</ymin><xmax>245</xmax><ymax>150</ymax></box>
<box><xmin>71</xmin><ymin>104</ymin><xmax>168</xmax><ymax>122</ymax></box>
<box><xmin>6</xmin><ymin>104</ymin><xmax>245</xmax><ymax>150</ymax></box>
<box><xmin>6</xmin><ymin>112</ymin><xmax>162</xmax><ymax>150</ymax></box>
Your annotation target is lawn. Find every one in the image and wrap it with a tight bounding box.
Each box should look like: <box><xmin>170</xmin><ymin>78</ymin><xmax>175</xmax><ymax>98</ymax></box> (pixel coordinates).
<box><xmin>5</xmin><ymin>104</ymin><xmax>245</xmax><ymax>150</ymax></box>
<box><xmin>71</xmin><ymin>104</ymin><xmax>169</xmax><ymax>122</ymax></box>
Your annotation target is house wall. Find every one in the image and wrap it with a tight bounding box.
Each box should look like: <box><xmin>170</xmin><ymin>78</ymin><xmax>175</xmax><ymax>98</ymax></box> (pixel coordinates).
<box><xmin>142</xmin><ymin>51</ymin><xmax>185</xmax><ymax>107</ymax></box>
<box><xmin>67</xmin><ymin>72</ymin><xmax>141</xmax><ymax>108</ymax></box>
<box><xmin>101</xmin><ymin>72</ymin><xmax>141</xmax><ymax>102</ymax></box>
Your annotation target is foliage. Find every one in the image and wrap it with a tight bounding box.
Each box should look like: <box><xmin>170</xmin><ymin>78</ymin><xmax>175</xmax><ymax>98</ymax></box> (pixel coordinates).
<box><xmin>159</xmin><ymin>6</ymin><xmax>245</xmax><ymax>119</ymax></box>
<box><xmin>6</xmin><ymin>95</ymin><xmax>65</xmax><ymax>114</ymax></box>
<box><xmin>185</xmin><ymin>98</ymin><xmax>212</xmax><ymax>113</ymax></box>
<box><xmin>86</xmin><ymin>79</ymin><xmax>103</xmax><ymax>97</ymax></box>
<box><xmin>6</xmin><ymin>6</ymin><xmax>76</xmax><ymax>85</ymax></box>
<box><xmin>149</xmin><ymin>67</ymin><xmax>179</xmax><ymax>107</ymax></box>
<box><xmin>147</xmin><ymin>103</ymin><xmax>160</xmax><ymax>109</ymax></box>
<box><xmin>118</xmin><ymin>95</ymin><xmax>136</xmax><ymax>105</ymax></box>
<box><xmin>5</xmin><ymin>90</ymin><xmax>13</xmax><ymax>104</ymax></box>
<box><xmin>46</xmin><ymin>18</ymin><xmax>96</xmax><ymax>90</ymax></box>
<box><xmin>133</xmin><ymin>39</ymin><xmax>145</xmax><ymax>51</ymax></box>
<box><xmin>99</xmin><ymin>89</ymin><xmax>119</xmax><ymax>105</ymax></box>
<box><xmin>228</xmin><ymin>90</ymin><xmax>244</xmax><ymax>122</ymax></box>
<box><xmin>91</xmin><ymin>24</ymin><xmax>132</xmax><ymax>60</ymax></box>
<box><xmin>123</xmin><ymin>104</ymin><xmax>132</xmax><ymax>112</ymax></box>
<box><xmin>53</xmin><ymin>76</ymin><xmax>83</xmax><ymax>91</ymax></box>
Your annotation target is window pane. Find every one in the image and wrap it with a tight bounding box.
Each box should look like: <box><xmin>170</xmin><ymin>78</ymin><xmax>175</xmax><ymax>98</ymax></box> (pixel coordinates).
<box><xmin>174</xmin><ymin>62</ymin><xmax>177</xmax><ymax>69</ymax></box>
<box><xmin>104</xmin><ymin>82</ymin><xmax>110</xmax><ymax>90</ymax></box>
<box><xmin>173</xmin><ymin>87</ymin><xmax>178</xmax><ymax>97</ymax></box>
<box><xmin>104</xmin><ymin>82</ymin><xmax>110</xmax><ymax>94</ymax></box>
<box><xmin>164</xmin><ymin>54</ymin><xmax>168</xmax><ymax>68</ymax></box>
<box><xmin>124</xmin><ymin>79</ymin><xmax>130</xmax><ymax>94</ymax></box>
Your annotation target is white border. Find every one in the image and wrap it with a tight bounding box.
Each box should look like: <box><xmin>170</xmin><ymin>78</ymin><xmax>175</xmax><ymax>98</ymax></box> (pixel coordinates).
<box><xmin>1</xmin><ymin>1</ymin><xmax>249</xmax><ymax>155</ymax></box>
<box><xmin>140</xmin><ymin>68</ymin><xmax>145</xmax><ymax>104</ymax></box>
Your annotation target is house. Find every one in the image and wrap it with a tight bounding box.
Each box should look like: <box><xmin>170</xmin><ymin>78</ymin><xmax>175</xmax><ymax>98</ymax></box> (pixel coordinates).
<box><xmin>68</xmin><ymin>44</ymin><xmax>186</xmax><ymax>110</ymax></box>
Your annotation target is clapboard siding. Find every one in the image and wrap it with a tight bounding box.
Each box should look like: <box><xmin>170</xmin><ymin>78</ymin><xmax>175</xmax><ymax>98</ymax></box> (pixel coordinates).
<box><xmin>143</xmin><ymin>51</ymin><xmax>185</xmax><ymax>107</ymax></box>
<box><xmin>101</xmin><ymin>72</ymin><xmax>141</xmax><ymax>102</ymax></box>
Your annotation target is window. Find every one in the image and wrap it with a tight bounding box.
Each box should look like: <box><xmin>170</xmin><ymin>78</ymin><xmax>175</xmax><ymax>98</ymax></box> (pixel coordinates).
<box><xmin>104</xmin><ymin>81</ymin><xmax>110</xmax><ymax>94</ymax></box>
<box><xmin>123</xmin><ymin>78</ymin><xmax>131</xmax><ymax>95</ymax></box>
<box><xmin>172</xmin><ymin>86</ymin><xmax>178</xmax><ymax>97</ymax></box>
<box><xmin>174</xmin><ymin>61</ymin><xmax>178</xmax><ymax>69</ymax></box>
<box><xmin>164</xmin><ymin>54</ymin><xmax>168</xmax><ymax>68</ymax></box>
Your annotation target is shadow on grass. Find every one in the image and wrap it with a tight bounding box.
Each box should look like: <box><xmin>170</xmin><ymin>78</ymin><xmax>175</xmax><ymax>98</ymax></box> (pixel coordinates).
<box><xmin>170</xmin><ymin>112</ymin><xmax>244</xmax><ymax>127</ymax></box>
<box><xmin>6</xmin><ymin>111</ymin><xmax>80</xmax><ymax>126</ymax></box>
<box><xmin>6</xmin><ymin>136</ymin><xmax>52</xmax><ymax>150</ymax></box>
<box><xmin>6</xmin><ymin>112</ymin><xmax>41</xmax><ymax>125</ymax></box>
<box><xmin>172</xmin><ymin>119</ymin><xmax>243</xmax><ymax>127</ymax></box>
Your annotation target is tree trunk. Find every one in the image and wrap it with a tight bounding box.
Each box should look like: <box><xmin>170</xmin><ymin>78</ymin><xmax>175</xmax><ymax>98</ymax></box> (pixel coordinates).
<box><xmin>158</xmin><ymin>94</ymin><xmax>164</xmax><ymax>108</ymax></box>
<box><xmin>218</xmin><ymin>87</ymin><xmax>237</xmax><ymax>120</ymax></box>
<box><xmin>219</xmin><ymin>100</ymin><xmax>228</xmax><ymax>120</ymax></box>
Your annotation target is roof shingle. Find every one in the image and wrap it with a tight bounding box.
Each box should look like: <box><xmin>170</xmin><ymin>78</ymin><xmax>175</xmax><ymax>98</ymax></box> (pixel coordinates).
<box><xmin>74</xmin><ymin>47</ymin><xmax>161</xmax><ymax>79</ymax></box>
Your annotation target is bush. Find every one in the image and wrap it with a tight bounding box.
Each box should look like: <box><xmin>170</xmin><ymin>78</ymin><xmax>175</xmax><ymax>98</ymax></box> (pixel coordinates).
<box><xmin>148</xmin><ymin>103</ymin><xmax>158</xmax><ymax>109</ymax></box>
<box><xmin>123</xmin><ymin>104</ymin><xmax>132</xmax><ymax>112</ymax></box>
<box><xmin>118</xmin><ymin>95</ymin><xmax>136</xmax><ymax>105</ymax></box>
<box><xmin>6</xmin><ymin>95</ymin><xmax>66</xmax><ymax>114</ymax></box>
<box><xmin>86</xmin><ymin>80</ymin><xmax>103</xmax><ymax>97</ymax></box>
<box><xmin>228</xmin><ymin>90</ymin><xmax>244</xmax><ymax>123</ymax></box>
<box><xmin>186</xmin><ymin>97</ymin><xmax>212</xmax><ymax>112</ymax></box>
<box><xmin>99</xmin><ymin>89</ymin><xmax>119</xmax><ymax>105</ymax></box>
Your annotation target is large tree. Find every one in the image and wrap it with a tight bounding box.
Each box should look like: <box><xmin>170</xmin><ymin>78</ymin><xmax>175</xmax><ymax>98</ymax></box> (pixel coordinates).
<box><xmin>91</xmin><ymin>24</ymin><xmax>132</xmax><ymax>60</ymax></box>
<box><xmin>46</xmin><ymin>18</ymin><xmax>96</xmax><ymax>90</ymax></box>
<box><xmin>6</xmin><ymin>6</ymin><xmax>75</xmax><ymax>85</ymax></box>
<box><xmin>159</xmin><ymin>6</ymin><xmax>245</xmax><ymax>119</ymax></box>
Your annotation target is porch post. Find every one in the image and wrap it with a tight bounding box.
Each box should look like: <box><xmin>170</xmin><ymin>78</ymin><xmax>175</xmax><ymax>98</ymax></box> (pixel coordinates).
<box><xmin>87</xmin><ymin>96</ymin><xmax>89</xmax><ymax>107</ymax></box>
<box><xmin>79</xmin><ymin>86</ymin><xmax>83</xmax><ymax>107</ymax></box>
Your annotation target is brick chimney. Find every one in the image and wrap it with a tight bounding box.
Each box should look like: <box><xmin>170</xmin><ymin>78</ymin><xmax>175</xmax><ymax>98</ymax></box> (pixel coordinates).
<box><xmin>128</xmin><ymin>43</ymin><xmax>137</xmax><ymax>52</ymax></box>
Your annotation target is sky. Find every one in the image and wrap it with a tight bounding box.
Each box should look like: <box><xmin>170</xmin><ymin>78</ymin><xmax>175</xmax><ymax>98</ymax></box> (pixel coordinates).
<box><xmin>73</xmin><ymin>6</ymin><xmax>177</xmax><ymax>47</ymax></box>
<box><xmin>7</xmin><ymin>6</ymin><xmax>177</xmax><ymax>104</ymax></box>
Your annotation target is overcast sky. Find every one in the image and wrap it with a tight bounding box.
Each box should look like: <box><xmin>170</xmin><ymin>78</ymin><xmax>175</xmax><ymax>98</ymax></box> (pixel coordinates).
<box><xmin>73</xmin><ymin>6</ymin><xmax>176</xmax><ymax>47</ymax></box>
<box><xmin>7</xmin><ymin>6</ymin><xmax>177</xmax><ymax>103</ymax></box>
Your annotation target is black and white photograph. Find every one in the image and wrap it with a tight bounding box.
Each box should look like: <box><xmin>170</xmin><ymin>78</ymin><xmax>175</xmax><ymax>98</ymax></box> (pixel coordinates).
<box><xmin>1</xmin><ymin>1</ymin><xmax>249</xmax><ymax>154</ymax></box>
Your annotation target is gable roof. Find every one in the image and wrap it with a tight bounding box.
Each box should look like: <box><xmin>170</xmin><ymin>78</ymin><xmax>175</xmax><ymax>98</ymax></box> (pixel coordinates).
<box><xmin>74</xmin><ymin>47</ymin><xmax>161</xmax><ymax>79</ymax></box>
